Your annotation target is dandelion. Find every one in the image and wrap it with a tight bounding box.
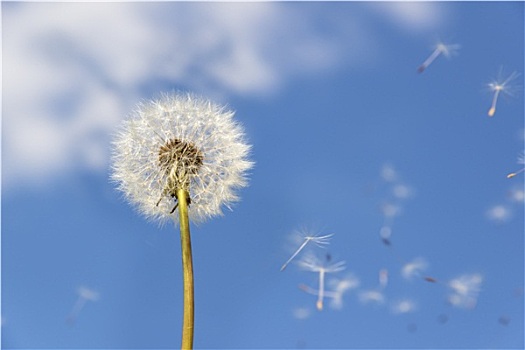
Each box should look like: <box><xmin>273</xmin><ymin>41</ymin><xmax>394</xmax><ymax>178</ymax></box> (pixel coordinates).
<box><xmin>112</xmin><ymin>93</ymin><xmax>253</xmax><ymax>224</ymax></box>
<box><xmin>298</xmin><ymin>253</ymin><xmax>346</xmax><ymax>310</ymax></box>
<box><xmin>66</xmin><ymin>286</ymin><xmax>100</xmax><ymax>324</ymax></box>
<box><xmin>417</xmin><ymin>42</ymin><xmax>460</xmax><ymax>73</ymax></box>
<box><xmin>280</xmin><ymin>229</ymin><xmax>334</xmax><ymax>271</ymax></box>
<box><xmin>487</xmin><ymin>70</ymin><xmax>520</xmax><ymax>117</ymax></box>
<box><xmin>111</xmin><ymin>92</ymin><xmax>253</xmax><ymax>349</ymax></box>
<box><xmin>507</xmin><ymin>151</ymin><xmax>525</xmax><ymax>178</ymax></box>
<box><xmin>447</xmin><ymin>273</ymin><xmax>483</xmax><ymax>309</ymax></box>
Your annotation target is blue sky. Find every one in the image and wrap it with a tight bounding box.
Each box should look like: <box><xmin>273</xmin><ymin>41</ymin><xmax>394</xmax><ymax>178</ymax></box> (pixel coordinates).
<box><xmin>2</xmin><ymin>2</ymin><xmax>524</xmax><ymax>349</ymax></box>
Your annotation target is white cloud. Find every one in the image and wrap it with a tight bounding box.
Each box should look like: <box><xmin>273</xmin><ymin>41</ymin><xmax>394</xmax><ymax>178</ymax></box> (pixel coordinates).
<box><xmin>367</xmin><ymin>2</ymin><xmax>449</xmax><ymax>33</ymax></box>
<box><xmin>2</xmin><ymin>2</ymin><xmax>449</xmax><ymax>190</ymax></box>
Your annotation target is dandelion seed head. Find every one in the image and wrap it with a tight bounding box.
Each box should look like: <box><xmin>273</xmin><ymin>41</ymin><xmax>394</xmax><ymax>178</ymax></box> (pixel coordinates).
<box><xmin>488</xmin><ymin>70</ymin><xmax>520</xmax><ymax>96</ymax></box>
<box><xmin>111</xmin><ymin>92</ymin><xmax>253</xmax><ymax>224</ymax></box>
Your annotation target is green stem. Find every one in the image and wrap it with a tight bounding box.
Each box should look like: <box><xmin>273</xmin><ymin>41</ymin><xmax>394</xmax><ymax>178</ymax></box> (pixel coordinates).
<box><xmin>176</xmin><ymin>188</ymin><xmax>194</xmax><ymax>350</ymax></box>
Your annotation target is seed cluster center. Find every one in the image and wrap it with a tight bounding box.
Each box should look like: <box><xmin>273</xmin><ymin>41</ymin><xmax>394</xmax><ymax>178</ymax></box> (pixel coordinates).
<box><xmin>158</xmin><ymin>138</ymin><xmax>204</xmax><ymax>177</ymax></box>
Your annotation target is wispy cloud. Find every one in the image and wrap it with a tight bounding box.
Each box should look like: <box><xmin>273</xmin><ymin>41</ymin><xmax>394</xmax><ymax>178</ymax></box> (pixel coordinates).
<box><xmin>367</xmin><ymin>2</ymin><xmax>449</xmax><ymax>33</ymax></box>
<box><xmin>3</xmin><ymin>2</ymin><xmax>449</xmax><ymax>190</ymax></box>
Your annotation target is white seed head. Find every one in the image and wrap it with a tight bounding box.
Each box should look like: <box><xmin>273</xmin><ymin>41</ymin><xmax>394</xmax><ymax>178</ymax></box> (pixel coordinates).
<box><xmin>488</xmin><ymin>70</ymin><xmax>520</xmax><ymax>95</ymax></box>
<box><xmin>111</xmin><ymin>92</ymin><xmax>253</xmax><ymax>224</ymax></box>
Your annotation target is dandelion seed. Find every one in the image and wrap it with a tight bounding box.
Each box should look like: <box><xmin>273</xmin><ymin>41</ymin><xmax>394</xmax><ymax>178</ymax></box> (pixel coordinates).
<box><xmin>380</xmin><ymin>226</ymin><xmax>392</xmax><ymax>246</ymax></box>
<box><xmin>486</xmin><ymin>204</ymin><xmax>512</xmax><ymax>223</ymax></box>
<box><xmin>447</xmin><ymin>273</ymin><xmax>483</xmax><ymax>309</ymax></box>
<box><xmin>508</xmin><ymin>187</ymin><xmax>525</xmax><ymax>203</ymax></box>
<box><xmin>417</xmin><ymin>42</ymin><xmax>460</xmax><ymax>73</ymax></box>
<box><xmin>328</xmin><ymin>274</ymin><xmax>360</xmax><ymax>310</ymax></box>
<box><xmin>401</xmin><ymin>257</ymin><xmax>428</xmax><ymax>280</ymax></box>
<box><xmin>379</xmin><ymin>269</ymin><xmax>389</xmax><ymax>288</ymax></box>
<box><xmin>358</xmin><ymin>289</ymin><xmax>385</xmax><ymax>305</ymax></box>
<box><xmin>381</xmin><ymin>201</ymin><xmax>401</xmax><ymax>219</ymax></box>
<box><xmin>292</xmin><ymin>307</ymin><xmax>311</xmax><ymax>320</ymax></box>
<box><xmin>392</xmin><ymin>184</ymin><xmax>413</xmax><ymax>199</ymax></box>
<box><xmin>424</xmin><ymin>276</ymin><xmax>438</xmax><ymax>283</ymax></box>
<box><xmin>280</xmin><ymin>230</ymin><xmax>334</xmax><ymax>271</ymax></box>
<box><xmin>66</xmin><ymin>286</ymin><xmax>100</xmax><ymax>324</ymax></box>
<box><xmin>487</xmin><ymin>70</ymin><xmax>520</xmax><ymax>117</ymax></box>
<box><xmin>298</xmin><ymin>253</ymin><xmax>346</xmax><ymax>310</ymax></box>
<box><xmin>507</xmin><ymin>151</ymin><xmax>525</xmax><ymax>178</ymax></box>
<box><xmin>391</xmin><ymin>299</ymin><xmax>417</xmax><ymax>314</ymax></box>
<box><xmin>300</xmin><ymin>274</ymin><xmax>358</xmax><ymax>311</ymax></box>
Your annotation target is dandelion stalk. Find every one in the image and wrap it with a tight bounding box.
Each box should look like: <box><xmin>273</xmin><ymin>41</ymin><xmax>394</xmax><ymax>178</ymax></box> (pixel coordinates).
<box><xmin>177</xmin><ymin>187</ymin><xmax>194</xmax><ymax>350</ymax></box>
<box><xmin>112</xmin><ymin>93</ymin><xmax>253</xmax><ymax>350</ymax></box>
<box><xmin>417</xmin><ymin>42</ymin><xmax>460</xmax><ymax>73</ymax></box>
<box><xmin>298</xmin><ymin>253</ymin><xmax>345</xmax><ymax>311</ymax></box>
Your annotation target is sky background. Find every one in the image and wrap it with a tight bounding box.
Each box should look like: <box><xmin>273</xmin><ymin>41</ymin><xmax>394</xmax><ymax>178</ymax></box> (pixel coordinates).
<box><xmin>2</xmin><ymin>2</ymin><xmax>524</xmax><ymax>349</ymax></box>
